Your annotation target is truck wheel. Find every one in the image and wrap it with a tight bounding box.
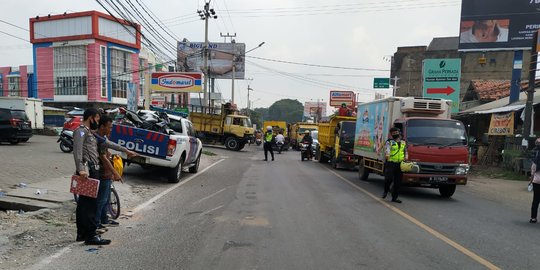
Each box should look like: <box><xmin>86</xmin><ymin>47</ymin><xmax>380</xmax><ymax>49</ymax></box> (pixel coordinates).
<box><xmin>189</xmin><ymin>154</ymin><xmax>201</xmax><ymax>173</ymax></box>
<box><xmin>168</xmin><ymin>157</ymin><xmax>184</xmax><ymax>183</ymax></box>
<box><xmin>20</xmin><ymin>138</ymin><xmax>29</xmax><ymax>142</ymax></box>
<box><xmin>238</xmin><ymin>142</ymin><xmax>246</xmax><ymax>151</ymax></box>
<box><xmin>225</xmin><ymin>137</ymin><xmax>240</xmax><ymax>151</ymax></box>
<box><xmin>9</xmin><ymin>139</ymin><xmax>19</xmax><ymax>145</ymax></box>
<box><xmin>358</xmin><ymin>160</ymin><xmax>370</xmax><ymax>181</ymax></box>
<box><xmin>439</xmin><ymin>185</ymin><xmax>456</xmax><ymax>198</ymax></box>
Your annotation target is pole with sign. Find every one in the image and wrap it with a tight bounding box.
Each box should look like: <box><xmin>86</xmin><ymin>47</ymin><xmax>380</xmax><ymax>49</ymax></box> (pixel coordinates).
<box><xmin>373</xmin><ymin>78</ymin><xmax>390</xmax><ymax>89</ymax></box>
<box><xmin>422</xmin><ymin>59</ymin><xmax>461</xmax><ymax>113</ymax></box>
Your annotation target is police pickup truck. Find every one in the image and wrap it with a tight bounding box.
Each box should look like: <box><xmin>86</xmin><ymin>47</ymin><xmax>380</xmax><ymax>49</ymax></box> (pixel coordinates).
<box><xmin>110</xmin><ymin>114</ymin><xmax>203</xmax><ymax>183</ymax></box>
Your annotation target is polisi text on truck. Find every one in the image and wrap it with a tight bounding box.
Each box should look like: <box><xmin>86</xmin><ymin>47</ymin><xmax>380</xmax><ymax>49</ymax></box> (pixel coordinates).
<box><xmin>118</xmin><ymin>139</ymin><xmax>160</xmax><ymax>155</ymax></box>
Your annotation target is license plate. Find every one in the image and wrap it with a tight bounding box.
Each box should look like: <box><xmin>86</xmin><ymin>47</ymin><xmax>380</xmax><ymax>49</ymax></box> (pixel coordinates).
<box><xmin>429</xmin><ymin>176</ymin><xmax>448</xmax><ymax>182</ymax></box>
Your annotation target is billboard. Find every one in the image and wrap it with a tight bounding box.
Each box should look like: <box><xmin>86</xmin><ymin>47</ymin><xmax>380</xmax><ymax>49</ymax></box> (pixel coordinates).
<box><xmin>177</xmin><ymin>41</ymin><xmax>246</xmax><ymax>79</ymax></box>
<box><xmin>422</xmin><ymin>59</ymin><xmax>461</xmax><ymax>113</ymax></box>
<box><xmin>354</xmin><ymin>101</ymin><xmax>389</xmax><ymax>160</ymax></box>
<box><xmin>329</xmin><ymin>90</ymin><xmax>356</xmax><ymax>107</ymax></box>
<box><xmin>304</xmin><ymin>101</ymin><xmax>327</xmax><ymax>118</ymax></box>
<box><xmin>150</xmin><ymin>72</ymin><xmax>203</xmax><ymax>93</ymax></box>
<box><xmin>459</xmin><ymin>0</ymin><xmax>540</xmax><ymax>51</ymax></box>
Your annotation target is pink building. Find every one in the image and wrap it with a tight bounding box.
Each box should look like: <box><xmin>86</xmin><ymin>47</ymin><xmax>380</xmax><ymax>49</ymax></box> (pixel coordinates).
<box><xmin>30</xmin><ymin>11</ymin><xmax>142</xmax><ymax>107</ymax></box>
<box><xmin>0</xmin><ymin>65</ymin><xmax>34</xmax><ymax>98</ymax></box>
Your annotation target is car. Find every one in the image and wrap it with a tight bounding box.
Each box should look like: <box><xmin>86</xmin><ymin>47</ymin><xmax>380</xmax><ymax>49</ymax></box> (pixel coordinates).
<box><xmin>0</xmin><ymin>108</ymin><xmax>33</xmax><ymax>144</ymax></box>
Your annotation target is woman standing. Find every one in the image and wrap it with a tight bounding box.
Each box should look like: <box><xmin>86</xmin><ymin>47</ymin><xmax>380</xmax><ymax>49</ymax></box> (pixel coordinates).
<box><xmin>530</xmin><ymin>139</ymin><xmax>540</xmax><ymax>223</ymax></box>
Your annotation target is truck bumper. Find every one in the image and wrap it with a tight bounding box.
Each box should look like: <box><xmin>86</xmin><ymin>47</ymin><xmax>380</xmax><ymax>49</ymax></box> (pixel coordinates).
<box><xmin>114</xmin><ymin>151</ymin><xmax>179</xmax><ymax>169</ymax></box>
<box><xmin>337</xmin><ymin>154</ymin><xmax>358</xmax><ymax>166</ymax></box>
<box><xmin>402</xmin><ymin>173</ymin><xmax>467</xmax><ymax>186</ymax></box>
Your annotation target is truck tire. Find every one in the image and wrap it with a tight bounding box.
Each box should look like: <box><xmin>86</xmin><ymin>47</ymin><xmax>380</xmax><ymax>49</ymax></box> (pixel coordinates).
<box><xmin>358</xmin><ymin>160</ymin><xmax>370</xmax><ymax>181</ymax></box>
<box><xmin>238</xmin><ymin>142</ymin><xmax>246</xmax><ymax>151</ymax></box>
<box><xmin>225</xmin><ymin>137</ymin><xmax>240</xmax><ymax>151</ymax></box>
<box><xmin>9</xmin><ymin>139</ymin><xmax>19</xmax><ymax>145</ymax></box>
<box><xmin>189</xmin><ymin>153</ymin><xmax>201</xmax><ymax>173</ymax></box>
<box><xmin>439</xmin><ymin>185</ymin><xmax>456</xmax><ymax>198</ymax></box>
<box><xmin>168</xmin><ymin>156</ymin><xmax>184</xmax><ymax>183</ymax></box>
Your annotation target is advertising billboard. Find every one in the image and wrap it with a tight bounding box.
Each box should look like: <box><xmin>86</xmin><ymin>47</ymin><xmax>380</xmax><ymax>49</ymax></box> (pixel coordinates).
<box><xmin>459</xmin><ymin>0</ymin><xmax>540</xmax><ymax>51</ymax></box>
<box><xmin>177</xmin><ymin>41</ymin><xmax>246</xmax><ymax>79</ymax></box>
<box><xmin>422</xmin><ymin>59</ymin><xmax>461</xmax><ymax>113</ymax></box>
<box><xmin>150</xmin><ymin>72</ymin><xmax>203</xmax><ymax>93</ymax></box>
<box><xmin>329</xmin><ymin>90</ymin><xmax>356</xmax><ymax>107</ymax></box>
<box><xmin>354</xmin><ymin>101</ymin><xmax>389</xmax><ymax>160</ymax></box>
<box><xmin>304</xmin><ymin>101</ymin><xmax>327</xmax><ymax>118</ymax></box>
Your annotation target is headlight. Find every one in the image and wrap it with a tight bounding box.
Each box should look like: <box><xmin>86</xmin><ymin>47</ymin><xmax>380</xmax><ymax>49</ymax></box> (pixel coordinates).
<box><xmin>455</xmin><ymin>164</ymin><xmax>470</xmax><ymax>175</ymax></box>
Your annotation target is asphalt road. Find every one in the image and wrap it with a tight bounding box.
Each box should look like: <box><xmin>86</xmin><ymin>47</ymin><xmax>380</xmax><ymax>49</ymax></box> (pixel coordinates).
<box><xmin>28</xmin><ymin>145</ymin><xmax>540</xmax><ymax>270</ymax></box>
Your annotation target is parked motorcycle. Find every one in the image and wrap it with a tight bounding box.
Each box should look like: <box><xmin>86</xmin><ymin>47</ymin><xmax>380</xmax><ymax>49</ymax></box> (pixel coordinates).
<box><xmin>117</xmin><ymin>108</ymin><xmax>171</xmax><ymax>134</ymax></box>
<box><xmin>57</xmin><ymin>129</ymin><xmax>74</xmax><ymax>153</ymax></box>
<box><xmin>300</xmin><ymin>142</ymin><xmax>313</xmax><ymax>161</ymax></box>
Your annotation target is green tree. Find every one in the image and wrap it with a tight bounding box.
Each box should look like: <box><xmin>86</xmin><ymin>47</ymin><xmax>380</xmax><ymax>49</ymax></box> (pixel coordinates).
<box><xmin>268</xmin><ymin>99</ymin><xmax>303</xmax><ymax>123</ymax></box>
<box><xmin>240</xmin><ymin>108</ymin><xmax>263</xmax><ymax>129</ymax></box>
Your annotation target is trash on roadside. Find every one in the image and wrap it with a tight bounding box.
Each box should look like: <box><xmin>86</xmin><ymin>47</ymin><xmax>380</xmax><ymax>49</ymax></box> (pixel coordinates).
<box><xmin>0</xmin><ymin>191</ymin><xmax>5</xmax><ymax>197</ymax></box>
<box><xmin>86</xmin><ymin>248</ymin><xmax>99</xmax><ymax>253</ymax></box>
<box><xmin>35</xmin><ymin>189</ymin><xmax>41</xmax><ymax>195</ymax></box>
<box><xmin>18</xmin><ymin>183</ymin><xmax>27</xmax><ymax>188</ymax></box>
<box><xmin>18</xmin><ymin>209</ymin><xmax>24</xmax><ymax>215</ymax></box>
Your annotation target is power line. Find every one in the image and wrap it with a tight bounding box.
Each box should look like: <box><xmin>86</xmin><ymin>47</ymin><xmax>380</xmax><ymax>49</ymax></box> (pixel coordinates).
<box><xmin>0</xmin><ymin>30</ymin><xmax>28</xmax><ymax>42</ymax></box>
<box><xmin>247</xmin><ymin>55</ymin><xmax>389</xmax><ymax>71</ymax></box>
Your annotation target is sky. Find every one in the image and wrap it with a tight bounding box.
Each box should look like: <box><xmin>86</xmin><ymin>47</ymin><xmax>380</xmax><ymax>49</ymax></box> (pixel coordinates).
<box><xmin>0</xmin><ymin>0</ymin><xmax>463</xmax><ymax>113</ymax></box>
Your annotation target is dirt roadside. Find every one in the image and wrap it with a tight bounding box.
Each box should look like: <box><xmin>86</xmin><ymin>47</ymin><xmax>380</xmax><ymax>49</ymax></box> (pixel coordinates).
<box><xmin>0</xmin><ymin>152</ymin><xmax>223</xmax><ymax>270</ymax></box>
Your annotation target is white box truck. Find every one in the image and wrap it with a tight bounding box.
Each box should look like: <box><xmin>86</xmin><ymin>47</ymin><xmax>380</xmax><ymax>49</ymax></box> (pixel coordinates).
<box><xmin>0</xmin><ymin>97</ymin><xmax>44</xmax><ymax>129</ymax></box>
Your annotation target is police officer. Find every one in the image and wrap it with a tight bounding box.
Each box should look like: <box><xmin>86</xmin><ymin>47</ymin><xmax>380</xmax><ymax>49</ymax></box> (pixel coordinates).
<box><xmin>382</xmin><ymin>127</ymin><xmax>407</xmax><ymax>203</ymax></box>
<box><xmin>263</xmin><ymin>126</ymin><xmax>275</xmax><ymax>161</ymax></box>
<box><xmin>73</xmin><ymin>108</ymin><xmax>133</xmax><ymax>245</ymax></box>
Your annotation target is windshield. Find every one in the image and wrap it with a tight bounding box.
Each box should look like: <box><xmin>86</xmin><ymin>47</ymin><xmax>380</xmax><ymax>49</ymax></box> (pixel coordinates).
<box><xmin>340</xmin><ymin>122</ymin><xmax>355</xmax><ymax>138</ymax></box>
<box><xmin>406</xmin><ymin>119</ymin><xmax>467</xmax><ymax>146</ymax></box>
<box><xmin>242</xmin><ymin>118</ymin><xmax>252</xmax><ymax>128</ymax></box>
<box><xmin>11</xmin><ymin>110</ymin><xmax>28</xmax><ymax>120</ymax></box>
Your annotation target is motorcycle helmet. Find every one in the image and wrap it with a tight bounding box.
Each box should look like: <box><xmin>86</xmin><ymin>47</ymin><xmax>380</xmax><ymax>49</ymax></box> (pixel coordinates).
<box><xmin>267</xmin><ymin>126</ymin><xmax>272</xmax><ymax>131</ymax></box>
<box><xmin>304</xmin><ymin>130</ymin><xmax>310</xmax><ymax>134</ymax></box>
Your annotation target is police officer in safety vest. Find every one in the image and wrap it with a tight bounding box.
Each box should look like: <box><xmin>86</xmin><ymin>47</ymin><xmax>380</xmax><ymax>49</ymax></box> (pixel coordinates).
<box><xmin>263</xmin><ymin>126</ymin><xmax>275</xmax><ymax>161</ymax></box>
<box><xmin>382</xmin><ymin>127</ymin><xmax>408</xmax><ymax>203</ymax></box>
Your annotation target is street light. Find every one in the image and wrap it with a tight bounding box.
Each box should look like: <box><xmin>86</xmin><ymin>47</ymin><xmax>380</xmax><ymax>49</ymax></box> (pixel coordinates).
<box><xmin>198</xmin><ymin>0</ymin><xmax>219</xmax><ymax>107</ymax></box>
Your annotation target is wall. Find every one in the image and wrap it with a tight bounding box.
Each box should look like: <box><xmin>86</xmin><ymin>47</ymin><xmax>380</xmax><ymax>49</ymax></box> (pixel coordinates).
<box><xmin>35</xmin><ymin>46</ymin><xmax>54</xmax><ymax>100</ymax></box>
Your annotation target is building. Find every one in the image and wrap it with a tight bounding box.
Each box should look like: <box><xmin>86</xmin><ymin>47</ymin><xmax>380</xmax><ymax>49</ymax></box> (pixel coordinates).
<box><xmin>0</xmin><ymin>65</ymin><xmax>34</xmax><ymax>97</ymax></box>
<box><xmin>29</xmin><ymin>11</ymin><xmax>142</xmax><ymax>108</ymax></box>
<box><xmin>390</xmin><ymin>37</ymin><xmax>532</xmax><ymax>111</ymax></box>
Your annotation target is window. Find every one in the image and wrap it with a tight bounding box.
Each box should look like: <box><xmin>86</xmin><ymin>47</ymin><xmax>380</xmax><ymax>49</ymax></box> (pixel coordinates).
<box><xmin>110</xmin><ymin>49</ymin><xmax>132</xmax><ymax>99</ymax></box>
<box><xmin>100</xmin><ymin>46</ymin><xmax>107</xmax><ymax>97</ymax></box>
<box><xmin>53</xmin><ymin>46</ymin><xmax>87</xmax><ymax>95</ymax></box>
<box><xmin>8</xmin><ymin>77</ymin><xmax>20</xmax><ymax>97</ymax></box>
<box><xmin>0</xmin><ymin>76</ymin><xmax>3</xmax><ymax>96</ymax></box>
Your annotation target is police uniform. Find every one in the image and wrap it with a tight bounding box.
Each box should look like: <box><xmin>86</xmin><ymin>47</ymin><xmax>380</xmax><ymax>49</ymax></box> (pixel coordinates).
<box><xmin>263</xmin><ymin>131</ymin><xmax>274</xmax><ymax>161</ymax></box>
<box><xmin>384</xmin><ymin>139</ymin><xmax>407</xmax><ymax>201</ymax></box>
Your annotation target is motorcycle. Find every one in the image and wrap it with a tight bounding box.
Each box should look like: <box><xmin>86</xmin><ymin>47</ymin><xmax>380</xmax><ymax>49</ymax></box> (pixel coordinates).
<box><xmin>57</xmin><ymin>129</ymin><xmax>74</xmax><ymax>153</ymax></box>
<box><xmin>117</xmin><ymin>108</ymin><xmax>171</xmax><ymax>134</ymax></box>
<box><xmin>277</xmin><ymin>141</ymin><xmax>284</xmax><ymax>154</ymax></box>
<box><xmin>255</xmin><ymin>138</ymin><xmax>262</xmax><ymax>146</ymax></box>
<box><xmin>300</xmin><ymin>142</ymin><xmax>313</xmax><ymax>161</ymax></box>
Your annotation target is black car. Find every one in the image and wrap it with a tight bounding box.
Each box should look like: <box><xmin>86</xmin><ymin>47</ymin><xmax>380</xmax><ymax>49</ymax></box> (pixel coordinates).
<box><xmin>0</xmin><ymin>108</ymin><xmax>33</xmax><ymax>144</ymax></box>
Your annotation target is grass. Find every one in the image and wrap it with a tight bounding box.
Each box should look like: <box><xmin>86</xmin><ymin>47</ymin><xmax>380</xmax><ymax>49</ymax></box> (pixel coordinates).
<box><xmin>202</xmin><ymin>150</ymin><xmax>217</xmax><ymax>156</ymax></box>
<box><xmin>471</xmin><ymin>165</ymin><xmax>528</xmax><ymax>181</ymax></box>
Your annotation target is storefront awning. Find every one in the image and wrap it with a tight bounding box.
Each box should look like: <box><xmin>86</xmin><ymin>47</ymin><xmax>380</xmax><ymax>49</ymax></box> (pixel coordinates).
<box><xmin>473</xmin><ymin>104</ymin><xmax>526</xmax><ymax>114</ymax></box>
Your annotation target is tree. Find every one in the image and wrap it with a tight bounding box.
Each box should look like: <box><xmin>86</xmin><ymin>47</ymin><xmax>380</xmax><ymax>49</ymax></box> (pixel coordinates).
<box><xmin>240</xmin><ymin>108</ymin><xmax>263</xmax><ymax>129</ymax></box>
<box><xmin>268</xmin><ymin>99</ymin><xmax>303</xmax><ymax>123</ymax></box>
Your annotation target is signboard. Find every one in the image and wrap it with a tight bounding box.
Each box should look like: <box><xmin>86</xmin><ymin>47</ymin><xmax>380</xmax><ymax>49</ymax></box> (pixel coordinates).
<box><xmin>111</xmin><ymin>124</ymin><xmax>169</xmax><ymax>159</ymax></box>
<box><xmin>354</xmin><ymin>101</ymin><xmax>389</xmax><ymax>160</ymax></box>
<box><xmin>488</xmin><ymin>111</ymin><xmax>515</xmax><ymax>135</ymax></box>
<box><xmin>150</xmin><ymin>96</ymin><xmax>165</xmax><ymax>106</ymax></box>
<box><xmin>459</xmin><ymin>0</ymin><xmax>540</xmax><ymax>51</ymax></box>
<box><xmin>304</xmin><ymin>101</ymin><xmax>327</xmax><ymax>118</ymax></box>
<box><xmin>150</xmin><ymin>72</ymin><xmax>203</xmax><ymax>93</ymax></box>
<box><xmin>329</xmin><ymin>91</ymin><xmax>356</xmax><ymax>107</ymax></box>
<box><xmin>177</xmin><ymin>41</ymin><xmax>246</xmax><ymax>79</ymax></box>
<box><xmin>422</xmin><ymin>59</ymin><xmax>461</xmax><ymax>113</ymax></box>
<box><xmin>127</xmin><ymin>83</ymin><xmax>137</xmax><ymax>111</ymax></box>
<box><xmin>373</xmin><ymin>78</ymin><xmax>390</xmax><ymax>89</ymax></box>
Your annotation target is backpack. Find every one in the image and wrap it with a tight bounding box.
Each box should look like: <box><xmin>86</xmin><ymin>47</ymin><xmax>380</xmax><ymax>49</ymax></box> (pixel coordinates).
<box><xmin>534</xmin><ymin>148</ymin><xmax>540</xmax><ymax>172</ymax></box>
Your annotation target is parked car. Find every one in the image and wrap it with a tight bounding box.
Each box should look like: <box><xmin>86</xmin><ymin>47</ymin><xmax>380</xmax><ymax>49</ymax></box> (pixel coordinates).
<box><xmin>0</xmin><ymin>108</ymin><xmax>33</xmax><ymax>144</ymax></box>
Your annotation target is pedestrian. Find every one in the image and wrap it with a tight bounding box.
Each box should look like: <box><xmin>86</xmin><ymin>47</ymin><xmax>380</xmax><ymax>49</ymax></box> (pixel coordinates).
<box><xmin>95</xmin><ymin>115</ymin><xmax>136</xmax><ymax>231</ymax></box>
<box><xmin>382</xmin><ymin>127</ymin><xmax>407</xmax><ymax>203</ymax></box>
<box><xmin>263</xmin><ymin>126</ymin><xmax>274</xmax><ymax>161</ymax></box>
<box><xmin>72</xmin><ymin>108</ymin><xmax>110</xmax><ymax>245</ymax></box>
<box><xmin>529</xmin><ymin>138</ymin><xmax>540</xmax><ymax>223</ymax></box>
<box><xmin>275</xmin><ymin>130</ymin><xmax>285</xmax><ymax>154</ymax></box>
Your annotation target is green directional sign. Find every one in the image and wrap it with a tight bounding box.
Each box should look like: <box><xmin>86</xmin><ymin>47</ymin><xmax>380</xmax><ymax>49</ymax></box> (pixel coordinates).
<box><xmin>422</xmin><ymin>59</ymin><xmax>461</xmax><ymax>113</ymax></box>
<box><xmin>373</xmin><ymin>78</ymin><xmax>390</xmax><ymax>89</ymax></box>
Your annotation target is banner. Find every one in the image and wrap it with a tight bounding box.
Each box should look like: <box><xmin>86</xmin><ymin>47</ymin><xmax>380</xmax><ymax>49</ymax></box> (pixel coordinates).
<box><xmin>177</xmin><ymin>41</ymin><xmax>246</xmax><ymax>79</ymax></box>
<box><xmin>304</xmin><ymin>101</ymin><xmax>327</xmax><ymax>117</ymax></box>
<box><xmin>488</xmin><ymin>111</ymin><xmax>514</xmax><ymax>135</ymax></box>
<box><xmin>329</xmin><ymin>91</ymin><xmax>355</xmax><ymax>107</ymax></box>
<box><xmin>150</xmin><ymin>72</ymin><xmax>203</xmax><ymax>93</ymax></box>
<box><xmin>459</xmin><ymin>0</ymin><xmax>540</xmax><ymax>51</ymax></box>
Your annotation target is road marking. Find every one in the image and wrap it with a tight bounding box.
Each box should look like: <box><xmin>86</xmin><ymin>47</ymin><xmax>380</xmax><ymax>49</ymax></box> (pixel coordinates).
<box><xmin>28</xmin><ymin>246</ymin><xmax>71</xmax><ymax>270</ymax></box>
<box><xmin>132</xmin><ymin>159</ymin><xmax>225</xmax><ymax>214</ymax></box>
<box><xmin>192</xmin><ymin>188</ymin><xmax>227</xmax><ymax>205</ymax></box>
<box><xmin>326</xmin><ymin>168</ymin><xmax>501</xmax><ymax>270</ymax></box>
<box><xmin>199</xmin><ymin>204</ymin><xmax>224</xmax><ymax>217</ymax></box>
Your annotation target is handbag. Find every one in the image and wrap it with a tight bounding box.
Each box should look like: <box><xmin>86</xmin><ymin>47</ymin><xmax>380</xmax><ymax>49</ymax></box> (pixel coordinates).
<box><xmin>70</xmin><ymin>175</ymin><xmax>100</xmax><ymax>198</ymax></box>
<box><xmin>112</xmin><ymin>154</ymin><xmax>124</xmax><ymax>177</ymax></box>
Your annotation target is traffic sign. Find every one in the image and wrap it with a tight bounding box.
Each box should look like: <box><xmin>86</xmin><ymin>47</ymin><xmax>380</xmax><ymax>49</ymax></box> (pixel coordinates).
<box><xmin>373</xmin><ymin>78</ymin><xmax>390</xmax><ymax>89</ymax></box>
<box><xmin>422</xmin><ymin>59</ymin><xmax>461</xmax><ymax>113</ymax></box>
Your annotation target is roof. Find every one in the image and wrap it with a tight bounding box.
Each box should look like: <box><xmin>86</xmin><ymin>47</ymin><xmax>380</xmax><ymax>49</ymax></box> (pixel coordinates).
<box><xmin>460</xmin><ymin>88</ymin><xmax>540</xmax><ymax>114</ymax></box>
<box><xmin>427</xmin><ymin>37</ymin><xmax>459</xmax><ymax>51</ymax></box>
<box><xmin>468</xmin><ymin>80</ymin><xmax>512</xmax><ymax>101</ymax></box>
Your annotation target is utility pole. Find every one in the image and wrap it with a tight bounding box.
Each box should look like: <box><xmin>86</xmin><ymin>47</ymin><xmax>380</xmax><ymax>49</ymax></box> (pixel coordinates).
<box><xmin>198</xmin><ymin>1</ymin><xmax>217</xmax><ymax>108</ymax></box>
<box><xmin>247</xmin><ymin>85</ymin><xmax>253</xmax><ymax>116</ymax></box>
<box><xmin>523</xmin><ymin>30</ymin><xmax>539</xmax><ymax>146</ymax></box>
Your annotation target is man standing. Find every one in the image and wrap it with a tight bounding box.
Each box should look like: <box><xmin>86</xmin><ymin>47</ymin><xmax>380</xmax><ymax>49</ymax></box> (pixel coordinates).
<box><xmin>73</xmin><ymin>108</ymin><xmax>111</xmax><ymax>245</ymax></box>
<box><xmin>382</xmin><ymin>127</ymin><xmax>407</xmax><ymax>203</ymax></box>
<box><xmin>263</xmin><ymin>126</ymin><xmax>275</xmax><ymax>161</ymax></box>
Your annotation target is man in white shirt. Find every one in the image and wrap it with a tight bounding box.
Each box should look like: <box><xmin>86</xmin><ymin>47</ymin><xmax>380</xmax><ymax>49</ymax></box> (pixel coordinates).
<box><xmin>460</xmin><ymin>20</ymin><xmax>509</xmax><ymax>43</ymax></box>
<box><xmin>275</xmin><ymin>131</ymin><xmax>285</xmax><ymax>154</ymax></box>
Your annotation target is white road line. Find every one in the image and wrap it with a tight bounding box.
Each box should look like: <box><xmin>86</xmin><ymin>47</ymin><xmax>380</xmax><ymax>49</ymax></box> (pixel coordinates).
<box><xmin>325</xmin><ymin>167</ymin><xmax>501</xmax><ymax>270</ymax></box>
<box><xmin>132</xmin><ymin>158</ymin><xmax>225</xmax><ymax>214</ymax></box>
<box><xmin>192</xmin><ymin>188</ymin><xmax>227</xmax><ymax>205</ymax></box>
<box><xmin>28</xmin><ymin>246</ymin><xmax>72</xmax><ymax>270</ymax></box>
<box><xmin>199</xmin><ymin>204</ymin><xmax>225</xmax><ymax>217</ymax></box>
